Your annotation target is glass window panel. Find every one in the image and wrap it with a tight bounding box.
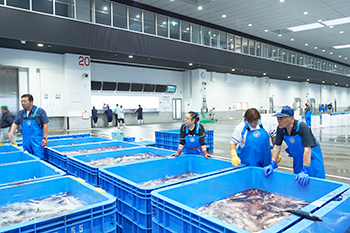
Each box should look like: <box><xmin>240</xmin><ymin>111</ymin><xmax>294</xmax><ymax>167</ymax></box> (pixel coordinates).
<box><xmin>202</xmin><ymin>27</ymin><xmax>210</xmax><ymax>46</ymax></box>
<box><xmin>77</xmin><ymin>0</ymin><xmax>92</xmax><ymax>22</ymax></box>
<box><xmin>227</xmin><ymin>34</ymin><xmax>234</xmax><ymax>51</ymax></box>
<box><xmin>291</xmin><ymin>52</ymin><xmax>296</xmax><ymax>64</ymax></box>
<box><xmin>192</xmin><ymin>24</ymin><xmax>200</xmax><ymax>44</ymax></box>
<box><xmin>262</xmin><ymin>43</ymin><xmax>268</xmax><ymax>58</ymax></box>
<box><xmin>304</xmin><ymin>55</ymin><xmax>309</xmax><ymax>67</ymax></box>
<box><xmin>328</xmin><ymin>62</ymin><xmax>332</xmax><ymax>72</ymax></box>
<box><xmin>235</xmin><ymin>36</ymin><xmax>242</xmax><ymax>53</ymax></box>
<box><xmin>170</xmin><ymin>18</ymin><xmax>180</xmax><ymax>40</ymax></box>
<box><xmin>181</xmin><ymin>21</ymin><xmax>190</xmax><ymax>42</ymax></box>
<box><xmin>0</xmin><ymin>0</ymin><xmax>3</xmax><ymax>4</ymax></box>
<box><xmin>56</xmin><ymin>0</ymin><xmax>75</xmax><ymax>18</ymax></box>
<box><xmin>128</xmin><ymin>8</ymin><xmax>141</xmax><ymax>31</ymax></box>
<box><xmin>157</xmin><ymin>15</ymin><xmax>168</xmax><ymax>37</ymax></box>
<box><xmin>113</xmin><ymin>3</ymin><xmax>127</xmax><ymax>28</ymax></box>
<box><xmin>256</xmin><ymin>42</ymin><xmax>261</xmax><ymax>57</ymax></box>
<box><xmin>282</xmin><ymin>49</ymin><xmax>287</xmax><ymax>62</ymax></box>
<box><xmin>144</xmin><ymin>11</ymin><xmax>155</xmax><ymax>34</ymax></box>
<box><xmin>333</xmin><ymin>64</ymin><xmax>338</xmax><ymax>73</ymax></box>
<box><xmin>242</xmin><ymin>38</ymin><xmax>248</xmax><ymax>54</ymax></box>
<box><xmin>310</xmin><ymin>57</ymin><xmax>315</xmax><ymax>68</ymax></box>
<box><xmin>7</xmin><ymin>0</ymin><xmax>29</xmax><ymax>9</ymax></box>
<box><xmin>339</xmin><ymin>65</ymin><xmax>344</xmax><ymax>74</ymax></box>
<box><xmin>249</xmin><ymin>40</ymin><xmax>255</xmax><ymax>55</ymax></box>
<box><xmin>316</xmin><ymin>59</ymin><xmax>321</xmax><ymax>69</ymax></box>
<box><xmin>272</xmin><ymin>47</ymin><xmax>277</xmax><ymax>60</ymax></box>
<box><xmin>322</xmin><ymin>61</ymin><xmax>327</xmax><ymax>71</ymax></box>
<box><xmin>277</xmin><ymin>48</ymin><xmax>282</xmax><ymax>61</ymax></box>
<box><xmin>219</xmin><ymin>32</ymin><xmax>227</xmax><ymax>49</ymax></box>
<box><xmin>33</xmin><ymin>0</ymin><xmax>53</xmax><ymax>14</ymax></box>
<box><xmin>267</xmin><ymin>45</ymin><xmax>272</xmax><ymax>59</ymax></box>
<box><xmin>211</xmin><ymin>29</ymin><xmax>219</xmax><ymax>48</ymax></box>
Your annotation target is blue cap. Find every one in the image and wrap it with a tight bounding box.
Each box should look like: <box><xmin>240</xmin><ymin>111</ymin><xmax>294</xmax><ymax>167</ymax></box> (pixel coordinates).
<box><xmin>273</xmin><ymin>106</ymin><xmax>294</xmax><ymax>117</ymax></box>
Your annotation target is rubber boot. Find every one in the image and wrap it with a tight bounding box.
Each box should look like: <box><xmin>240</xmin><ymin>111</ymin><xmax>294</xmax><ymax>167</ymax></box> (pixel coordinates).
<box><xmin>138</xmin><ymin>120</ymin><xmax>141</xmax><ymax>124</ymax></box>
<box><xmin>141</xmin><ymin>120</ymin><xmax>144</xmax><ymax>124</ymax></box>
<box><xmin>123</xmin><ymin>123</ymin><xmax>126</xmax><ymax>128</ymax></box>
<box><xmin>117</xmin><ymin>122</ymin><xmax>120</xmax><ymax>129</ymax></box>
<box><xmin>0</xmin><ymin>142</ymin><xmax>5</xmax><ymax>146</ymax></box>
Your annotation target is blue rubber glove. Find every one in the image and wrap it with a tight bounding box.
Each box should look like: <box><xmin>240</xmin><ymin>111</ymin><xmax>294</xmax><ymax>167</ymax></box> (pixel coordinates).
<box><xmin>263</xmin><ymin>160</ymin><xmax>278</xmax><ymax>177</ymax></box>
<box><xmin>295</xmin><ymin>166</ymin><xmax>310</xmax><ymax>187</ymax></box>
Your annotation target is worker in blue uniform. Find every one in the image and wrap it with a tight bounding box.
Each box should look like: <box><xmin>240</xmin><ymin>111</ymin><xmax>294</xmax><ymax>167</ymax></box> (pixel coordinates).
<box><xmin>263</xmin><ymin>106</ymin><xmax>325</xmax><ymax>187</ymax></box>
<box><xmin>104</xmin><ymin>106</ymin><xmax>113</xmax><ymax>127</ymax></box>
<box><xmin>8</xmin><ymin>94</ymin><xmax>49</xmax><ymax>159</ymax></box>
<box><xmin>172</xmin><ymin>111</ymin><xmax>211</xmax><ymax>159</ymax></box>
<box><xmin>230</xmin><ymin>108</ymin><xmax>279</xmax><ymax>167</ymax></box>
<box><xmin>304</xmin><ymin>103</ymin><xmax>311</xmax><ymax>127</ymax></box>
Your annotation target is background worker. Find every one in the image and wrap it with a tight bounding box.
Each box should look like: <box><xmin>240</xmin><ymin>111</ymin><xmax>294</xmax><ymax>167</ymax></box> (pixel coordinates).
<box><xmin>113</xmin><ymin>104</ymin><xmax>119</xmax><ymax>126</ymax></box>
<box><xmin>135</xmin><ymin>104</ymin><xmax>143</xmax><ymax>124</ymax></box>
<box><xmin>8</xmin><ymin>94</ymin><xmax>49</xmax><ymax>159</ymax></box>
<box><xmin>263</xmin><ymin>106</ymin><xmax>325</xmax><ymax>187</ymax></box>
<box><xmin>117</xmin><ymin>105</ymin><xmax>126</xmax><ymax>129</ymax></box>
<box><xmin>327</xmin><ymin>103</ymin><xmax>333</xmax><ymax>114</ymax></box>
<box><xmin>91</xmin><ymin>106</ymin><xmax>98</xmax><ymax>127</ymax></box>
<box><xmin>0</xmin><ymin>105</ymin><xmax>17</xmax><ymax>146</ymax></box>
<box><xmin>230</xmin><ymin>108</ymin><xmax>278</xmax><ymax>167</ymax></box>
<box><xmin>172</xmin><ymin>111</ymin><xmax>211</xmax><ymax>159</ymax></box>
<box><xmin>304</xmin><ymin>103</ymin><xmax>311</xmax><ymax>127</ymax></box>
<box><xmin>104</xmin><ymin>105</ymin><xmax>113</xmax><ymax>127</ymax></box>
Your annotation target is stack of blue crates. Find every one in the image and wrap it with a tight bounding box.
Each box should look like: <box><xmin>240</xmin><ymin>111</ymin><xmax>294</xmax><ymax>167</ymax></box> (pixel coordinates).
<box><xmin>155</xmin><ymin>129</ymin><xmax>214</xmax><ymax>152</ymax></box>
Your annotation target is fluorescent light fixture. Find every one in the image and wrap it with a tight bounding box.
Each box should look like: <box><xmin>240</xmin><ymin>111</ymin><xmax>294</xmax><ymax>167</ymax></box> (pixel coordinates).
<box><xmin>128</xmin><ymin>55</ymin><xmax>133</xmax><ymax>58</ymax></box>
<box><xmin>322</xmin><ymin>49</ymin><xmax>325</xmax><ymax>52</ymax></box>
<box><xmin>305</xmin><ymin>43</ymin><xmax>308</xmax><ymax>46</ymax></box>
<box><xmin>248</xmin><ymin>24</ymin><xmax>252</xmax><ymax>27</ymax></box>
<box><xmin>222</xmin><ymin>14</ymin><xmax>226</xmax><ymax>18</ymax></box>
<box><xmin>263</xmin><ymin>73</ymin><xmax>266</xmax><ymax>75</ymax></box>
<box><xmin>335</xmin><ymin>83</ymin><xmax>338</xmax><ymax>85</ymax></box>
<box><xmin>329</xmin><ymin>26</ymin><xmax>334</xmax><ymax>28</ymax></box>
<box><xmin>198</xmin><ymin>6</ymin><xmax>202</xmax><ymax>10</ymax></box>
<box><xmin>37</xmin><ymin>43</ymin><xmax>44</xmax><ymax>47</ymax></box>
<box><xmin>333</xmin><ymin>44</ymin><xmax>350</xmax><ymax>49</ymax></box>
<box><xmin>340</xmin><ymin>31</ymin><xmax>344</xmax><ymax>33</ymax></box>
<box><xmin>287</xmin><ymin>76</ymin><xmax>291</xmax><ymax>79</ymax></box>
<box><xmin>231</xmin><ymin>69</ymin><xmax>235</xmax><ymax>71</ymax></box>
<box><xmin>314</xmin><ymin>47</ymin><xmax>317</xmax><ymax>49</ymax></box>
<box><xmin>280</xmin><ymin>0</ymin><xmax>285</xmax><ymax>2</ymax></box>
<box><xmin>322</xmin><ymin>81</ymin><xmax>325</xmax><ymax>83</ymax></box>
<box><xmin>291</xmin><ymin>38</ymin><xmax>294</xmax><ymax>41</ymax></box>
<box><xmin>306</xmin><ymin>79</ymin><xmax>309</xmax><ymax>81</ymax></box>
<box><xmin>189</xmin><ymin>63</ymin><xmax>193</xmax><ymax>66</ymax></box>
<box><xmin>303</xmin><ymin>12</ymin><xmax>308</xmax><ymax>15</ymax></box>
<box><xmin>339</xmin><ymin>55</ymin><xmax>342</xmax><ymax>57</ymax></box>
<box><xmin>318</xmin><ymin>19</ymin><xmax>322</xmax><ymax>22</ymax></box>
<box><xmin>278</xmin><ymin>34</ymin><xmax>282</xmax><ymax>37</ymax></box>
<box><xmin>288</xmin><ymin>23</ymin><xmax>323</xmax><ymax>32</ymax></box>
<box><xmin>330</xmin><ymin>52</ymin><xmax>333</xmax><ymax>54</ymax></box>
<box><xmin>264</xmin><ymin>29</ymin><xmax>268</xmax><ymax>32</ymax></box>
<box><xmin>322</xmin><ymin>16</ymin><xmax>350</xmax><ymax>26</ymax></box>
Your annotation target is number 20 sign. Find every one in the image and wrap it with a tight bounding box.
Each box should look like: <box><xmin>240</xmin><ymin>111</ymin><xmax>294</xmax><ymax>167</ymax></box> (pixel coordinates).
<box><xmin>78</xmin><ymin>56</ymin><xmax>90</xmax><ymax>67</ymax></box>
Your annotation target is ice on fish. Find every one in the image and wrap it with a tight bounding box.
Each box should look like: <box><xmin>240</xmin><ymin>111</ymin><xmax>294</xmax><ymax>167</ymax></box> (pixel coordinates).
<box><xmin>86</xmin><ymin>152</ymin><xmax>164</xmax><ymax>167</ymax></box>
<box><xmin>196</xmin><ymin>188</ymin><xmax>310</xmax><ymax>233</ymax></box>
<box><xmin>63</xmin><ymin>146</ymin><xmax>125</xmax><ymax>155</ymax></box>
<box><xmin>0</xmin><ymin>192</ymin><xmax>87</xmax><ymax>229</ymax></box>
<box><xmin>139</xmin><ymin>171</ymin><xmax>198</xmax><ymax>187</ymax></box>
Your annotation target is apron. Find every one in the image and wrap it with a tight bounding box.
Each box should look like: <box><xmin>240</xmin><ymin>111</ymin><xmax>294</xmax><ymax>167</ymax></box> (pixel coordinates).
<box><xmin>283</xmin><ymin>121</ymin><xmax>325</xmax><ymax>179</ymax></box>
<box><xmin>21</xmin><ymin>107</ymin><xmax>44</xmax><ymax>159</ymax></box>
<box><xmin>183</xmin><ymin>123</ymin><xmax>202</xmax><ymax>155</ymax></box>
<box><xmin>236</xmin><ymin>120</ymin><xmax>271</xmax><ymax>167</ymax></box>
<box><xmin>305</xmin><ymin>110</ymin><xmax>311</xmax><ymax>127</ymax></box>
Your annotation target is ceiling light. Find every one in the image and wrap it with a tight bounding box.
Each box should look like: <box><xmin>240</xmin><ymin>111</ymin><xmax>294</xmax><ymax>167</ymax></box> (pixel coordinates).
<box><xmin>280</xmin><ymin>0</ymin><xmax>285</xmax><ymax>2</ymax></box>
<box><xmin>222</xmin><ymin>14</ymin><xmax>226</xmax><ymax>18</ymax></box>
<box><xmin>339</xmin><ymin>55</ymin><xmax>342</xmax><ymax>57</ymax></box>
<box><xmin>305</xmin><ymin>43</ymin><xmax>308</xmax><ymax>46</ymax></box>
<box><xmin>345</xmin><ymin>57</ymin><xmax>348</xmax><ymax>60</ymax></box>
<box><xmin>287</xmin><ymin>76</ymin><xmax>291</xmax><ymax>79</ymax></box>
<box><xmin>189</xmin><ymin>63</ymin><xmax>193</xmax><ymax>66</ymax></box>
<box><xmin>291</xmin><ymin>38</ymin><xmax>294</xmax><ymax>41</ymax></box>
<box><xmin>231</xmin><ymin>69</ymin><xmax>235</xmax><ymax>71</ymax></box>
<box><xmin>306</xmin><ymin>79</ymin><xmax>309</xmax><ymax>81</ymax></box>
<box><xmin>330</xmin><ymin>52</ymin><xmax>333</xmax><ymax>54</ymax></box>
<box><xmin>322</xmin><ymin>81</ymin><xmax>325</xmax><ymax>83</ymax></box>
<box><xmin>329</xmin><ymin>25</ymin><xmax>334</xmax><ymax>28</ymax></box>
<box><xmin>103</xmin><ymin>6</ymin><xmax>108</xmax><ymax>11</ymax></box>
<box><xmin>263</xmin><ymin>73</ymin><xmax>266</xmax><ymax>76</ymax></box>
<box><xmin>288</xmin><ymin>23</ymin><xmax>323</xmax><ymax>32</ymax></box>
<box><xmin>322</xmin><ymin>16</ymin><xmax>350</xmax><ymax>26</ymax></box>
<box><xmin>264</xmin><ymin>29</ymin><xmax>268</xmax><ymax>32</ymax></box>
<box><xmin>314</xmin><ymin>47</ymin><xmax>317</xmax><ymax>49</ymax></box>
<box><xmin>162</xmin><ymin>22</ymin><xmax>166</xmax><ymax>25</ymax></box>
<box><xmin>248</xmin><ymin>24</ymin><xmax>252</xmax><ymax>27</ymax></box>
<box><xmin>340</xmin><ymin>31</ymin><xmax>344</xmax><ymax>33</ymax></box>
<box><xmin>186</xmin><ymin>27</ymin><xmax>189</xmax><ymax>30</ymax></box>
<box><xmin>347</xmin><ymin>84</ymin><xmax>349</xmax><ymax>86</ymax></box>
<box><xmin>322</xmin><ymin>49</ymin><xmax>325</xmax><ymax>52</ymax></box>
<box><xmin>47</xmin><ymin>45</ymin><xmax>52</xmax><ymax>48</ymax></box>
<box><xmin>20</xmin><ymin>40</ymin><xmax>26</xmax><ymax>44</ymax></box>
<box><xmin>128</xmin><ymin>55</ymin><xmax>133</xmax><ymax>58</ymax></box>
<box><xmin>335</xmin><ymin>83</ymin><xmax>338</xmax><ymax>85</ymax></box>
<box><xmin>136</xmin><ymin>15</ymin><xmax>140</xmax><ymax>18</ymax></box>
<box><xmin>37</xmin><ymin>43</ymin><xmax>44</xmax><ymax>47</ymax></box>
<box><xmin>333</xmin><ymin>44</ymin><xmax>350</xmax><ymax>49</ymax></box>
<box><xmin>318</xmin><ymin>19</ymin><xmax>322</xmax><ymax>22</ymax></box>
<box><xmin>303</xmin><ymin>12</ymin><xmax>308</xmax><ymax>15</ymax></box>
<box><xmin>278</xmin><ymin>34</ymin><xmax>282</xmax><ymax>37</ymax></box>
<box><xmin>148</xmin><ymin>58</ymin><xmax>150</xmax><ymax>60</ymax></box>
<box><xmin>198</xmin><ymin>6</ymin><xmax>202</xmax><ymax>10</ymax></box>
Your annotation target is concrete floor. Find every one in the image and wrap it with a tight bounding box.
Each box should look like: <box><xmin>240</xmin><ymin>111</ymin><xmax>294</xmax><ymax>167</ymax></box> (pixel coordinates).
<box><xmin>55</xmin><ymin>119</ymin><xmax>350</xmax><ymax>185</ymax></box>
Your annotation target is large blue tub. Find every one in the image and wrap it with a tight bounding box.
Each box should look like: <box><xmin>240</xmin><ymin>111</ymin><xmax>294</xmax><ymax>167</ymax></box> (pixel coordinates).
<box><xmin>99</xmin><ymin>154</ymin><xmax>245</xmax><ymax>233</ymax></box>
<box><xmin>0</xmin><ymin>160</ymin><xmax>65</xmax><ymax>187</ymax></box>
<box><xmin>67</xmin><ymin>147</ymin><xmax>177</xmax><ymax>187</ymax></box>
<box><xmin>151</xmin><ymin>166</ymin><xmax>349</xmax><ymax>233</ymax></box>
<box><xmin>0</xmin><ymin>176</ymin><xmax>116</xmax><ymax>233</ymax></box>
<box><xmin>0</xmin><ymin>151</ymin><xmax>38</xmax><ymax>165</ymax></box>
<box><xmin>0</xmin><ymin>144</ymin><xmax>21</xmax><ymax>153</ymax></box>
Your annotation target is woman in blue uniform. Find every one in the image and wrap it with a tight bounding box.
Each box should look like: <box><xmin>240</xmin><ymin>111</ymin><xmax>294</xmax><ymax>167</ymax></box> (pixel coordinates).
<box><xmin>304</xmin><ymin>103</ymin><xmax>311</xmax><ymax>127</ymax></box>
<box><xmin>172</xmin><ymin>111</ymin><xmax>211</xmax><ymax>158</ymax></box>
<box><xmin>263</xmin><ymin>106</ymin><xmax>325</xmax><ymax>187</ymax></box>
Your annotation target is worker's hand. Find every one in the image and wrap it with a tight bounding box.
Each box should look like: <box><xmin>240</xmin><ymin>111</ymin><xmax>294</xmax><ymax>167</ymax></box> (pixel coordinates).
<box><xmin>262</xmin><ymin>160</ymin><xmax>278</xmax><ymax>177</ymax></box>
<box><xmin>8</xmin><ymin>132</ymin><xmax>13</xmax><ymax>142</ymax></box>
<box><xmin>295</xmin><ymin>166</ymin><xmax>310</xmax><ymax>187</ymax></box>
<box><xmin>171</xmin><ymin>149</ymin><xmax>182</xmax><ymax>157</ymax></box>
<box><xmin>41</xmin><ymin>138</ymin><xmax>48</xmax><ymax>147</ymax></box>
<box><xmin>231</xmin><ymin>150</ymin><xmax>241</xmax><ymax>167</ymax></box>
<box><xmin>276</xmin><ymin>154</ymin><xmax>282</xmax><ymax>164</ymax></box>
<box><xmin>202</xmin><ymin>150</ymin><xmax>212</xmax><ymax>159</ymax></box>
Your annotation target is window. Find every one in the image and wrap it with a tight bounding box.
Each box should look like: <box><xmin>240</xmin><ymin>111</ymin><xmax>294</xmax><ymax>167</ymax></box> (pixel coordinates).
<box><xmin>131</xmin><ymin>83</ymin><xmax>144</xmax><ymax>91</ymax></box>
<box><xmin>202</xmin><ymin>27</ymin><xmax>210</xmax><ymax>46</ymax></box>
<box><xmin>0</xmin><ymin>0</ymin><xmax>3</xmax><ymax>4</ymax></box>
<box><xmin>192</xmin><ymin>24</ymin><xmax>201</xmax><ymax>44</ymax></box>
<box><xmin>242</xmin><ymin>38</ymin><xmax>248</xmax><ymax>54</ymax></box>
<box><xmin>129</xmin><ymin>8</ymin><xmax>142</xmax><ymax>32</ymax></box>
<box><xmin>102</xmin><ymin>82</ymin><xmax>116</xmax><ymax>91</ymax></box>
<box><xmin>267</xmin><ymin>45</ymin><xmax>272</xmax><ymax>59</ymax></box>
<box><xmin>143</xmin><ymin>84</ymin><xmax>155</xmax><ymax>92</ymax></box>
<box><xmin>228</xmin><ymin>34</ymin><xmax>234</xmax><ymax>51</ymax></box>
<box><xmin>170</xmin><ymin>18</ymin><xmax>180</xmax><ymax>39</ymax></box>
<box><xmin>56</xmin><ymin>0</ymin><xmax>75</xmax><ymax>18</ymax></box>
<box><xmin>157</xmin><ymin>15</ymin><xmax>168</xmax><ymax>37</ymax></box>
<box><xmin>211</xmin><ymin>29</ymin><xmax>219</xmax><ymax>48</ymax></box>
<box><xmin>181</xmin><ymin>21</ymin><xmax>190</xmax><ymax>42</ymax></box>
<box><xmin>262</xmin><ymin>43</ymin><xmax>268</xmax><ymax>58</ymax></box>
<box><xmin>256</xmin><ymin>42</ymin><xmax>261</xmax><ymax>57</ymax></box>
<box><xmin>219</xmin><ymin>32</ymin><xmax>227</xmax><ymax>49</ymax></box>
<box><xmin>7</xmin><ymin>0</ymin><xmax>29</xmax><ymax>9</ymax></box>
<box><xmin>33</xmin><ymin>0</ymin><xmax>53</xmax><ymax>14</ymax></box>
<box><xmin>291</xmin><ymin>52</ymin><xmax>296</xmax><ymax>64</ymax></box>
<box><xmin>76</xmin><ymin>0</ymin><xmax>92</xmax><ymax>22</ymax></box>
<box><xmin>117</xmin><ymin>82</ymin><xmax>130</xmax><ymax>91</ymax></box>
<box><xmin>113</xmin><ymin>3</ymin><xmax>127</xmax><ymax>28</ymax></box>
<box><xmin>144</xmin><ymin>11</ymin><xmax>155</xmax><ymax>34</ymax></box>
<box><xmin>249</xmin><ymin>40</ymin><xmax>255</xmax><ymax>56</ymax></box>
<box><xmin>155</xmin><ymin>85</ymin><xmax>167</xmax><ymax>92</ymax></box>
<box><xmin>91</xmin><ymin>81</ymin><xmax>102</xmax><ymax>90</ymax></box>
<box><xmin>282</xmin><ymin>49</ymin><xmax>287</xmax><ymax>62</ymax></box>
<box><xmin>235</xmin><ymin>36</ymin><xmax>241</xmax><ymax>53</ymax></box>
<box><xmin>272</xmin><ymin>46</ymin><xmax>277</xmax><ymax>60</ymax></box>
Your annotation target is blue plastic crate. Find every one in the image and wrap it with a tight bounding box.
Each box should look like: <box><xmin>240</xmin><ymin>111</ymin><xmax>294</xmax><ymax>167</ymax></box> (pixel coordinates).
<box><xmin>0</xmin><ymin>144</ymin><xmax>21</xmax><ymax>153</ymax></box>
<box><xmin>0</xmin><ymin>176</ymin><xmax>116</xmax><ymax>233</ymax></box>
<box><xmin>284</xmin><ymin>189</ymin><xmax>350</xmax><ymax>233</ymax></box>
<box><xmin>0</xmin><ymin>160</ymin><xmax>65</xmax><ymax>188</ymax></box>
<box><xmin>112</xmin><ymin>131</ymin><xmax>124</xmax><ymax>140</ymax></box>
<box><xmin>123</xmin><ymin>137</ymin><xmax>135</xmax><ymax>142</ymax></box>
<box><xmin>47</xmin><ymin>141</ymin><xmax>142</xmax><ymax>171</ymax></box>
<box><xmin>0</xmin><ymin>151</ymin><xmax>38</xmax><ymax>164</ymax></box>
<box><xmin>151</xmin><ymin>166</ymin><xmax>349</xmax><ymax>233</ymax></box>
<box><xmin>47</xmin><ymin>133</ymin><xmax>91</xmax><ymax>140</ymax></box>
<box><xmin>47</xmin><ymin>137</ymin><xmax>111</xmax><ymax>147</ymax></box>
<box><xmin>67</xmin><ymin>147</ymin><xmax>176</xmax><ymax>187</ymax></box>
<box><xmin>99</xmin><ymin>155</ymin><xmax>245</xmax><ymax>232</ymax></box>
